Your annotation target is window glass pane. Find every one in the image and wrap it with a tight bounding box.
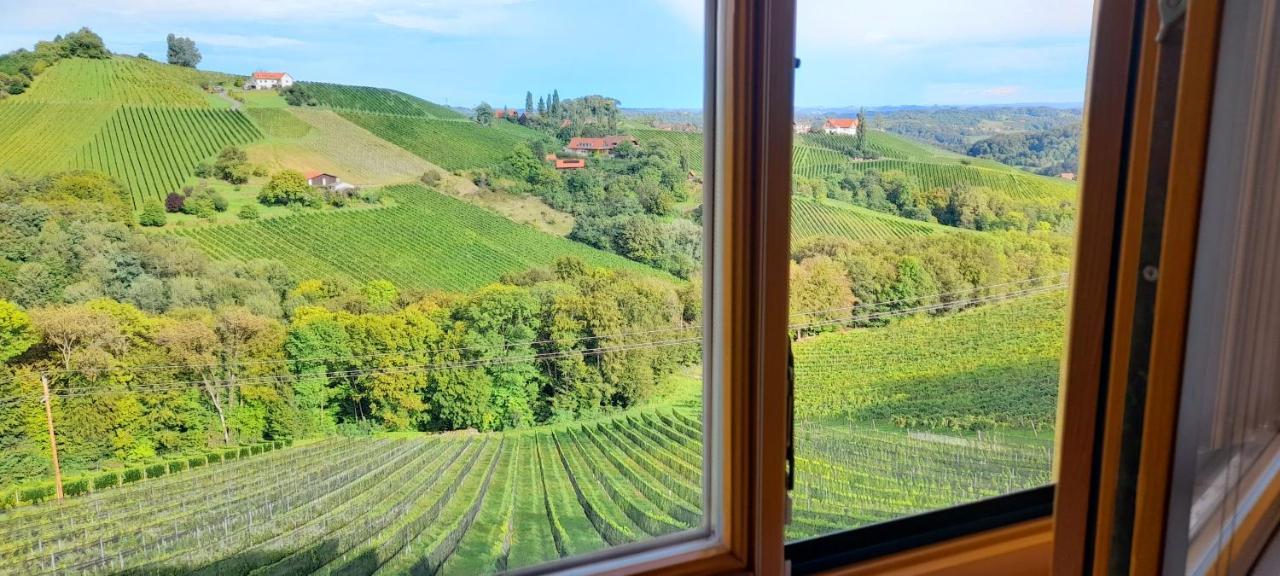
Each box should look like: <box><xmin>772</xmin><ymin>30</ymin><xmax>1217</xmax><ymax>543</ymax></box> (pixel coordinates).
<box><xmin>1172</xmin><ymin>1</ymin><xmax>1280</xmax><ymax>571</ymax></box>
<box><xmin>0</xmin><ymin>2</ymin><xmax>707</xmax><ymax>573</ymax></box>
<box><xmin>787</xmin><ymin>0</ymin><xmax>1094</xmax><ymax>541</ymax></box>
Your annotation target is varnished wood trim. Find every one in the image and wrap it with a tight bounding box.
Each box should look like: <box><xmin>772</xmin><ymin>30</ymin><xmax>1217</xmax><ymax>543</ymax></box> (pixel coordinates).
<box><xmin>817</xmin><ymin>519</ymin><xmax>1052</xmax><ymax>576</ymax></box>
<box><xmin>1128</xmin><ymin>0</ymin><xmax>1226</xmax><ymax>572</ymax></box>
<box><xmin>1052</xmin><ymin>0</ymin><xmax>1145</xmax><ymax>572</ymax></box>
<box><xmin>1088</xmin><ymin>3</ymin><xmax>1163</xmax><ymax>572</ymax></box>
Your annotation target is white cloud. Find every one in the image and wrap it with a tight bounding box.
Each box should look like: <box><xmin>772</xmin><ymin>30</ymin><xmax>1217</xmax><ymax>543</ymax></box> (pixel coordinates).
<box><xmin>3</xmin><ymin>0</ymin><xmax>529</xmax><ymax>28</ymax></box>
<box><xmin>798</xmin><ymin>0</ymin><xmax>1094</xmax><ymax>51</ymax></box>
<box><xmin>655</xmin><ymin>0</ymin><xmax>705</xmax><ymax>29</ymax></box>
<box><xmin>188</xmin><ymin>33</ymin><xmax>303</xmax><ymax>48</ymax></box>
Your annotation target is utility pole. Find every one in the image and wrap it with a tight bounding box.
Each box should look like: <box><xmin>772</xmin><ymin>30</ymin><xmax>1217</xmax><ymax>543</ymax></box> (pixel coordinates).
<box><xmin>41</xmin><ymin>374</ymin><xmax>64</xmax><ymax>500</ymax></box>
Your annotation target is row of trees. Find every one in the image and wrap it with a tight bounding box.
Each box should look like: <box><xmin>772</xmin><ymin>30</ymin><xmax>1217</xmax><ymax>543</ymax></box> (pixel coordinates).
<box><xmin>0</xmin><ymin>28</ymin><xmax>110</xmax><ymax>97</ymax></box>
<box><xmin>0</xmin><ymin>169</ymin><xmax>697</xmax><ymax>485</ymax></box>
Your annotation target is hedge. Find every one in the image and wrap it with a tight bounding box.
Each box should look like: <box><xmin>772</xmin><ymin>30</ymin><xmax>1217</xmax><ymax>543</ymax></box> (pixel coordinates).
<box><xmin>189</xmin><ymin>456</ymin><xmax>206</xmax><ymax>468</ymax></box>
<box><xmin>94</xmin><ymin>472</ymin><xmax>120</xmax><ymax>491</ymax></box>
<box><xmin>224</xmin><ymin>449</ymin><xmax>239</xmax><ymax>460</ymax></box>
<box><xmin>122</xmin><ymin>468</ymin><xmax>144</xmax><ymax>484</ymax></box>
<box><xmin>239</xmin><ymin>447</ymin><xmax>251</xmax><ymax>458</ymax></box>
<box><xmin>145</xmin><ymin>464</ymin><xmax>167</xmax><ymax>479</ymax></box>
<box><xmin>21</xmin><ymin>484</ymin><xmax>55</xmax><ymax>504</ymax></box>
<box><xmin>249</xmin><ymin>444</ymin><xmax>262</xmax><ymax>455</ymax></box>
<box><xmin>168</xmin><ymin>460</ymin><xmax>187</xmax><ymax>474</ymax></box>
<box><xmin>206</xmin><ymin>452</ymin><xmax>222</xmax><ymax>464</ymax></box>
<box><xmin>274</xmin><ymin>440</ymin><xmax>285</xmax><ymax>449</ymax></box>
<box><xmin>64</xmin><ymin>478</ymin><xmax>90</xmax><ymax>498</ymax></box>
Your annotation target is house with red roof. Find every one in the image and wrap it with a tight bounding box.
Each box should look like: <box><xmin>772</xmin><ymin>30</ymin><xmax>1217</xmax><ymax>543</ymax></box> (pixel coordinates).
<box><xmin>822</xmin><ymin>118</ymin><xmax>859</xmax><ymax>136</ymax></box>
<box><xmin>494</xmin><ymin>107</ymin><xmax>521</xmax><ymax>120</ymax></box>
<box><xmin>305</xmin><ymin>171</ymin><xmax>340</xmax><ymax>188</ymax></box>
<box><xmin>555</xmin><ymin>158</ymin><xmax>586</xmax><ymax>170</ymax></box>
<box><xmin>248</xmin><ymin>71</ymin><xmax>294</xmax><ymax>90</ymax></box>
<box><xmin>564</xmin><ymin>135</ymin><xmax>639</xmax><ymax>157</ymax></box>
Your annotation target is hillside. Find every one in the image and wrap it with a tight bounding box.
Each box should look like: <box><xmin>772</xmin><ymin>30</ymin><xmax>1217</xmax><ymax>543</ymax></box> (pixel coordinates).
<box><xmin>172</xmin><ymin>184</ymin><xmax>671</xmax><ymax>292</ymax></box>
<box><xmin>791</xmin><ymin>195</ymin><xmax>948</xmax><ymax>242</ymax></box>
<box><xmin>0</xmin><ymin>56</ymin><xmax>260</xmax><ymax>207</ymax></box>
<box><xmin>339</xmin><ymin>111</ymin><xmax>546</xmax><ymax>171</ymax></box>
<box><xmin>295</xmin><ymin>81</ymin><xmax>467</xmax><ymax>119</ymax></box>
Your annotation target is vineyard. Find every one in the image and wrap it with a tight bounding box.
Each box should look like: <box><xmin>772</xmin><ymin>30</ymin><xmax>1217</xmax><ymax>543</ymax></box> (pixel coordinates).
<box><xmin>630</xmin><ymin>128</ymin><xmax>705</xmax><ymax>173</ymax></box>
<box><xmin>790</xmin><ymin>195</ymin><xmax>946</xmax><ymax>241</ymax></box>
<box><xmin>75</xmin><ymin>106</ymin><xmax>261</xmax><ymax>206</ymax></box>
<box><xmin>0</xmin><ymin>401</ymin><xmax>1052</xmax><ymax>575</ymax></box>
<box><xmin>18</xmin><ymin>57</ymin><xmax>226</xmax><ymax>108</ymax></box>
<box><xmin>339</xmin><ymin>112</ymin><xmax>545</xmax><ymax>171</ymax></box>
<box><xmin>0</xmin><ymin>102</ymin><xmax>112</xmax><ymax>176</ymax></box>
<box><xmin>245</xmin><ymin>108</ymin><xmax>434</xmax><ymax>185</ymax></box>
<box><xmin>297</xmin><ymin>82</ymin><xmax>466</xmax><ymax>119</ymax></box>
<box><xmin>793</xmin><ymin>288</ymin><xmax>1068</xmax><ymax>430</ymax></box>
<box><xmin>172</xmin><ymin>184</ymin><xmax>668</xmax><ymax>292</ymax></box>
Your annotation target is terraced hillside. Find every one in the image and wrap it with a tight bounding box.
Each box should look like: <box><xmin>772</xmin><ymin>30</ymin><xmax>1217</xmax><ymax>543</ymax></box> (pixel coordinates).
<box><xmin>18</xmin><ymin>56</ymin><xmax>230</xmax><ymax>107</ymax></box>
<box><xmin>339</xmin><ymin>111</ymin><xmax>545</xmax><ymax>171</ymax></box>
<box><xmin>173</xmin><ymin>184</ymin><xmax>668</xmax><ymax>292</ymax></box>
<box><xmin>0</xmin><ymin>402</ymin><xmax>1050</xmax><ymax>575</ymax></box>
<box><xmin>298</xmin><ymin>82</ymin><xmax>466</xmax><ymax>119</ymax></box>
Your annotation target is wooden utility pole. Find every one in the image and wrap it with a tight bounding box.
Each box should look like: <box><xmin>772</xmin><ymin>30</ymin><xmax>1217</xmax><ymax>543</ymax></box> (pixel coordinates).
<box><xmin>41</xmin><ymin>374</ymin><xmax>64</xmax><ymax>500</ymax></box>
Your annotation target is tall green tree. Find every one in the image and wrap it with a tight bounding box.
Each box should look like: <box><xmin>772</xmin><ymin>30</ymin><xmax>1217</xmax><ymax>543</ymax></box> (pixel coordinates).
<box><xmin>525</xmin><ymin>91</ymin><xmax>534</xmax><ymax>117</ymax></box>
<box><xmin>165</xmin><ymin>34</ymin><xmax>201</xmax><ymax>68</ymax></box>
<box><xmin>474</xmin><ymin>102</ymin><xmax>493</xmax><ymax>126</ymax></box>
<box><xmin>856</xmin><ymin>108</ymin><xmax>867</xmax><ymax>152</ymax></box>
<box><xmin>537</xmin><ymin>96</ymin><xmax>546</xmax><ymax>116</ymax></box>
<box><xmin>551</xmin><ymin>90</ymin><xmax>561</xmax><ymax>115</ymax></box>
<box><xmin>0</xmin><ymin>301</ymin><xmax>37</xmax><ymax>363</ymax></box>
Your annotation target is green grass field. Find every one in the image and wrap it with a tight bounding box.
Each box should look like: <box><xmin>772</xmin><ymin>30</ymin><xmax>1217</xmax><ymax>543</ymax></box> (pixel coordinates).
<box><xmin>339</xmin><ymin>112</ymin><xmax>544</xmax><ymax>171</ymax></box>
<box><xmin>244</xmin><ymin>107</ymin><xmax>436</xmax><ymax>186</ymax></box>
<box><xmin>172</xmin><ymin>184</ymin><xmax>670</xmax><ymax>292</ymax></box>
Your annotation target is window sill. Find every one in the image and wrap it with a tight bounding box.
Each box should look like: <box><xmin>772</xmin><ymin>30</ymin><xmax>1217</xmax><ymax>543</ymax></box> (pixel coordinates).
<box><xmin>813</xmin><ymin>518</ymin><xmax>1052</xmax><ymax>576</ymax></box>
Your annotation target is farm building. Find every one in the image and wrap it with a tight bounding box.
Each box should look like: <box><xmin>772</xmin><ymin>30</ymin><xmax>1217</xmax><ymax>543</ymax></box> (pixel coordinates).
<box><xmin>822</xmin><ymin>118</ymin><xmax>859</xmax><ymax>135</ymax></box>
<box><xmin>794</xmin><ymin>122</ymin><xmax>812</xmax><ymax>134</ymax></box>
<box><xmin>555</xmin><ymin>158</ymin><xmax>586</xmax><ymax>170</ymax></box>
<box><xmin>494</xmin><ymin>107</ymin><xmax>521</xmax><ymax>120</ymax></box>
<box><xmin>247</xmin><ymin>71</ymin><xmax>294</xmax><ymax>90</ymax></box>
<box><xmin>1059</xmin><ymin>172</ymin><xmax>1077</xmax><ymax>180</ymax></box>
<box><xmin>565</xmin><ymin>135</ymin><xmax>639</xmax><ymax>157</ymax></box>
<box><xmin>305</xmin><ymin>171</ymin><xmax>341</xmax><ymax>187</ymax></box>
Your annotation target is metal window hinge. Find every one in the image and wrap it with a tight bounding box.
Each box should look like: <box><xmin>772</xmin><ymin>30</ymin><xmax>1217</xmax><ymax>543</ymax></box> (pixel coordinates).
<box><xmin>1157</xmin><ymin>0</ymin><xmax>1187</xmax><ymax>42</ymax></box>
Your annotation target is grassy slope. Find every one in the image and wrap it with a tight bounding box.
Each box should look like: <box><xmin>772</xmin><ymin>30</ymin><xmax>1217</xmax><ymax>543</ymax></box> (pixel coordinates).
<box><xmin>791</xmin><ymin>195</ymin><xmax>951</xmax><ymax>242</ymax></box>
<box><xmin>172</xmin><ymin>184</ymin><xmax>671</xmax><ymax>292</ymax></box>
<box><xmin>298</xmin><ymin>82</ymin><xmax>466</xmax><ymax>119</ymax></box>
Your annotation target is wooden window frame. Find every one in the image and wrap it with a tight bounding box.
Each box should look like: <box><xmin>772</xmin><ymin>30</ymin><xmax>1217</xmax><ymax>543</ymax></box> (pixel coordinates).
<box><xmin>514</xmin><ymin>0</ymin><xmax>1158</xmax><ymax>571</ymax></box>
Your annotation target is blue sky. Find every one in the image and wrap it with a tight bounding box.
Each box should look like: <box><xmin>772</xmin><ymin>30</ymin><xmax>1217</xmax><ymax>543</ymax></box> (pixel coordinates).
<box><xmin>0</xmin><ymin>0</ymin><xmax>1095</xmax><ymax>109</ymax></box>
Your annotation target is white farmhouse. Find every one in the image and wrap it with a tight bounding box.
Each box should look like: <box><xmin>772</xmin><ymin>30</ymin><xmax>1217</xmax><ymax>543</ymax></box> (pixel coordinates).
<box><xmin>248</xmin><ymin>71</ymin><xmax>295</xmax><ymax>90</ymax></box>
<box><xmin>822</xmin><ymin>118</ymin><xmax>860</xmax><ymax>136</ymax></box>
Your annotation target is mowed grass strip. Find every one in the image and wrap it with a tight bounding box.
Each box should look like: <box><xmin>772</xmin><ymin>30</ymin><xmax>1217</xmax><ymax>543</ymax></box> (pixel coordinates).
<box><xmin>173</xmin><ymin>184</ymin><xmax>671</xmax><ymax>292</ymax></box>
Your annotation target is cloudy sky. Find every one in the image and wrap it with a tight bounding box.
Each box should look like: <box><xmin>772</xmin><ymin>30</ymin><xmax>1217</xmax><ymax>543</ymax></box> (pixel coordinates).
<box><xmin>0</xmin><ymin>0</ymin><xmax>1096</xmax><ymax>109</ymax></box>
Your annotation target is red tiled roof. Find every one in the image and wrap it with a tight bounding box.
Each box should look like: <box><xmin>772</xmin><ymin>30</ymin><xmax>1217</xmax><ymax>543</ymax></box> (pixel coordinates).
<box><xmin>824</xmin><ymin>118</ymin><xmax>858</xmax><ymax>129</ymax></box>
<box><xmin>252</xmin><ymin>71</ymin><xmax>288</xmax><ymax>80</ymax></box>
<box><xmin>555</xmin><ymin>158</ymin><xmax>586</xmax><ymax>169</ymax></box>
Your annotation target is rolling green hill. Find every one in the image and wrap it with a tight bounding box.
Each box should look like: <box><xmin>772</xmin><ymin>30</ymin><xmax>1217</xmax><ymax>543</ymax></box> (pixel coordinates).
<box><xmin>172</xmin><ymin>184</ymin><xmax>670</xmax><ymax>292</ymax></box>
<box><xmin>18</xmin><ymin>56</ymin><xmax>230</xmax><ymax>108</ymax></box>
<box><xmin>297</xmin><ymin>82</ymin><xmax>467</xmax><ymax>119</ymax></box>
<box><xmin>244</xmin><ymin>107</ymin><xmax>435</xmax><ymax>185</ymax></box>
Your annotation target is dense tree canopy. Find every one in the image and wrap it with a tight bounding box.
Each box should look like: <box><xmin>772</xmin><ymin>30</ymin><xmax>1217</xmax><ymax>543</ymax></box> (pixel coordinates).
<box><xmin>165</xmin><ymin>34</ymin><xmax>201</xmax><ymax>68</ymax></box>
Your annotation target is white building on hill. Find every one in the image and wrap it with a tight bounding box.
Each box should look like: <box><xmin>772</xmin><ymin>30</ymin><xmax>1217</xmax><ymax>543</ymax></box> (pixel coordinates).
<box><xmin>822</xmin><ymin>118</ymin><xmax>860</xmax><ymax>136</ymax></box>
<box><xmin>248</xmin><ymin>71</ymin><xmax>294</xmax><ymax>90</ymax></box>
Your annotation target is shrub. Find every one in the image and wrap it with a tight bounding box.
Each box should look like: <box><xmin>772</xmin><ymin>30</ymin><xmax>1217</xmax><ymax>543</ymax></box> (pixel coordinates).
<box><xmin>210</xmin><ymin>192</ymin><xmax>229</xmax><ymax>212</ymax></box>
<box><xmin>0</xmin><ymin>489</ymin><xmax>14</xmax><ymax>510</ymax></box>
<box><xmin>250</xmin><ymin>444</ymin><xmax>262</xmax><ymax>455</ymax></box>
<box><xmin>93</xmin><ymin>472</ymin><xmax>120</xmax><ymax>491</ymax></box>
<box><xmin>285</xmin><ymin>438</ymin><xmax>294</xmax><ymax>447</ymax></box>
<box><xmin>145</xmin><ymin>464</ymin><xmax>167</xmax><ymax>479</ymax></box>
<box><xmin>140</xmin><ymin>201</ymin><xmax>167</xmax><ymax>227</ymax></box>
<box><xmin>239</xmin><ymin>447</ymin><xmax>251</xmax><ymax>458</ymax></box>
<box><xmin>224</xmin><ymin>449</ymin><xmax>238</xmax><ymax>461</ymax></box>
<box><xmin>189</xmin><ymin>456</ymin><xmax>206</xmax><ymax>468</ymax></box>
<box><xmin>261</xmin><ymin>442</ymin><xmax>273</xmax><ymax>452</ymax></box>
<box><xmin>168</xmin><ymin>460</ymin><xmax>187</xmax><ymax>474</ymax></box>
<box><xmin>206</xmin><ymin>452</ymin><xmax>222</xmax><ymax>465</ymax></box>
<box><xmin>122</xmin><ymin>468</ymin><xmax>144</xmax><ymax>484</ymax></box>
<box><xmin>259</xmin><ymin>170</ymin><xmax>311</xmax><ymax>206</ymax></box>
<box><xmin>420</xmin><ymin>170</ymin><xmax>442</xmax><ymax>186</ymax></box>
<box><xmin>165</xmin><ymin>192</ymin><xmax>185</xmax><ymax>213</ymax></box>
<box><xmin>238</xmin><ymin>204</ymin><xmax>260</xmax><ymax>220</ymax></box>
<box><xmin>251</xmin><ymin>165</ymin><xmax>268</xmax><ymax>177</ymax></box>
<box><xmin>20</xmin><ymin>483</ymin><xmax>55</xmax><ymax>504</ymax></box>
<box><xmin>64</xmin><ymin>478</ymin><xmax>89</xmax><ymax>498</ymax></box>
<box><xmin>274</xmin><ymin>440</ymin><xmax>285</xmax><ymax>449</ymax></box>
<box><xmin>194</xmin><ymin>162</ymin><xmax>214</xmax><ymax>178</ymax></box>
